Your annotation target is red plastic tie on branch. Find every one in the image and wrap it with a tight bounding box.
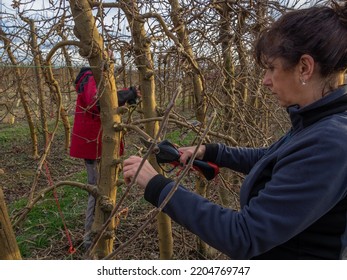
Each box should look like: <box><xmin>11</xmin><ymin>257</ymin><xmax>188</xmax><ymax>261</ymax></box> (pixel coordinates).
<box><xmin>68</xmin><ymin>246</ymin><xmax>76</xmax><ymax>254</ymax></box>
<box><xmin>44</xmin><ymin>161</ymin><xmax>76</xmax><ymax>255</ymax></box>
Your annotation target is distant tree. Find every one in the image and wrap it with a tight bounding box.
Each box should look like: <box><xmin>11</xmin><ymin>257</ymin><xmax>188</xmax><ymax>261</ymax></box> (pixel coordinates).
<box><xmin>0</xmin><ymin>26</ymin><xmax>39</xmax><ymax>159</ymax></box>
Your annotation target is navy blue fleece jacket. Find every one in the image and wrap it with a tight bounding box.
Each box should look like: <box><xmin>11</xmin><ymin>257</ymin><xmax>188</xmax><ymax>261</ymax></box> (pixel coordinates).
<box><xmin>144</xmin><ymin>86</ymin><xmax>347</xmax><ymax>259</ymax></box>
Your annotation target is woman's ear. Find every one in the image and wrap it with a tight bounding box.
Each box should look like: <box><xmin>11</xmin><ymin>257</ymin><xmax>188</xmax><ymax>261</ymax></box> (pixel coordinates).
<box><xmin>299</xmin><ymin>54</ymin><xmax>315</xmax><ymax>83</ymax></box>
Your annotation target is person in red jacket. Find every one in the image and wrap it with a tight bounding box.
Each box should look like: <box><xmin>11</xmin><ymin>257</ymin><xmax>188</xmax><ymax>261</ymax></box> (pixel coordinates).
<box><xmin>70</xmin><ymin>67</ymin><xmax>140</xmax><ymax>249</ymax></box>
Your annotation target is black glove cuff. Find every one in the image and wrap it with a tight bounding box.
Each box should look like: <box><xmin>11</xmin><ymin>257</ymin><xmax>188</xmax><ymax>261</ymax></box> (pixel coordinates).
<box><xmin>202</xmin><ymin>143</ymin><xmax>219</xmax><ymax>163</ymax></box>
<box><xmin>144</xmin><ymin>174</ymin><xmax>174</xmax><ymax>207</ymax></box>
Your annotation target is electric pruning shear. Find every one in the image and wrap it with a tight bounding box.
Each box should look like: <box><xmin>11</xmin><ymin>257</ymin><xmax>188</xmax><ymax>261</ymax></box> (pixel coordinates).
<box><xmin>140</xmin><ymin>138</ymin><xmax>219</xmax><ymax>181</ymax></box>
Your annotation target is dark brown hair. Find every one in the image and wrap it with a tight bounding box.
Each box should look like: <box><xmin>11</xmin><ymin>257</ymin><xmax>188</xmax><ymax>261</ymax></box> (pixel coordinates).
<box><xmin>254</xmin><ymin>1</ymin><xmax>347</xmax><ymax>77</ymax></box>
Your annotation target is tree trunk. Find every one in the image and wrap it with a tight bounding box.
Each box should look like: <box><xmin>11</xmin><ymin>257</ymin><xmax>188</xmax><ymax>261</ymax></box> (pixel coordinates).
<box><xmin>339</xmin><ymin>72</ymin><xmax>345</xmax><ymax>85</ymax></box>
<box><xmin>43</xmin><ymin>57</ymin><xmax>71</xmax><ymax>154</ymax></box>
<box><xmin>122</xmin><ymin>0</ymin><xmax>173</xmax><ymax>259</ymax></box>
<box><xmin>0</xmin><ymin>187</ymin><xmax>21</xmax><ymax>260</ymax></box>
<box><xmin>69</xmin><ymin>0</ymin><xmax>121</xmax><ymax>259</ymax></box>
<box><xmin>169</xmin><ymin>0</ymin><xmax>206</xmax><ymax>123</ymax></box>
<box><xmin>21</xmin><ymin>16</ymin><xmax>49</xmax><ymax>146</ymax></box>
<box><xmin>169</xmin><ymin>0</ymin><xmax>210</xmax><ymax>257</ymax></box>
<box><xmin>120</xmin><ymin>48</ymin><xmax>127</xmax><ymax>88</ymax></box>
<box><xmin>215</xmin><ymin>1</ymin><xmax>236</xmax><ymax>134</ymax></box>
<box><xmin>0</xmin><ymin>27</ymin><xmax>39</xmax><ymax>159</ymax></box>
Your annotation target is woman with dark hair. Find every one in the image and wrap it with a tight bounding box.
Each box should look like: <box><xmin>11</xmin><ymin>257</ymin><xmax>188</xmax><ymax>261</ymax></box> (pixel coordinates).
<box><xmin>123</xmin><ymin>1</ymin><xmax>347</xmax><ymax>259</ymax></box>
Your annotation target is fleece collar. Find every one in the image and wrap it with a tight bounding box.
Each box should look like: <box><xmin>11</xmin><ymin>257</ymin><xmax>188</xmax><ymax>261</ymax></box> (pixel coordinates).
<box><xmin>287</xmin><ymin>85</ymin><xmax>347</xmax><ymax>131</ymax></box>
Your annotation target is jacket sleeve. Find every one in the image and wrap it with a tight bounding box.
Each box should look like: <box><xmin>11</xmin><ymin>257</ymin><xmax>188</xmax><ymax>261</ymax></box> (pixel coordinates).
<box><xmin>144</xmin><ymin>175</ymin><xmax>246</xmax><ymax>259</ymax></box>
<box><xmin>203</xmin><ymin>143</ymin><xmax>268</xmax><ymax>174</ymax></box>
<box><xmin>144</xmin><ymin>121</ymin><xmax>347</xmax><ymax>259</ymax></box>
<box><xmin>117</xmin><ymin>87</ymin><xmax>138</xmax><ymax>106</ymax></box>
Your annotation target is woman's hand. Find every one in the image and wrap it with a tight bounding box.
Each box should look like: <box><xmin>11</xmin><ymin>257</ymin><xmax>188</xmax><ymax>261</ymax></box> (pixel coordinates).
<box><xmin>178</xmin><ymin>145</ymin><xmax>206</xmax><ymax>165</ymax></box>
<box><xmin>123</xmin><ymin>156</ymin><xmax>158</xmax><ymax>188</ymax></box>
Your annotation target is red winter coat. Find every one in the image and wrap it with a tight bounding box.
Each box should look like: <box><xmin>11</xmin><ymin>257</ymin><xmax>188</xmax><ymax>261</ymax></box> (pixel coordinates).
<box><xmin>70</xmin><ymin>68</ymin><xmax>102</xmax><ymax>159</ymax></box>
<box><xmin>70</xmin><ymin>67</ymin><xmax>138</xmax><ymax>160</ymax></box>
